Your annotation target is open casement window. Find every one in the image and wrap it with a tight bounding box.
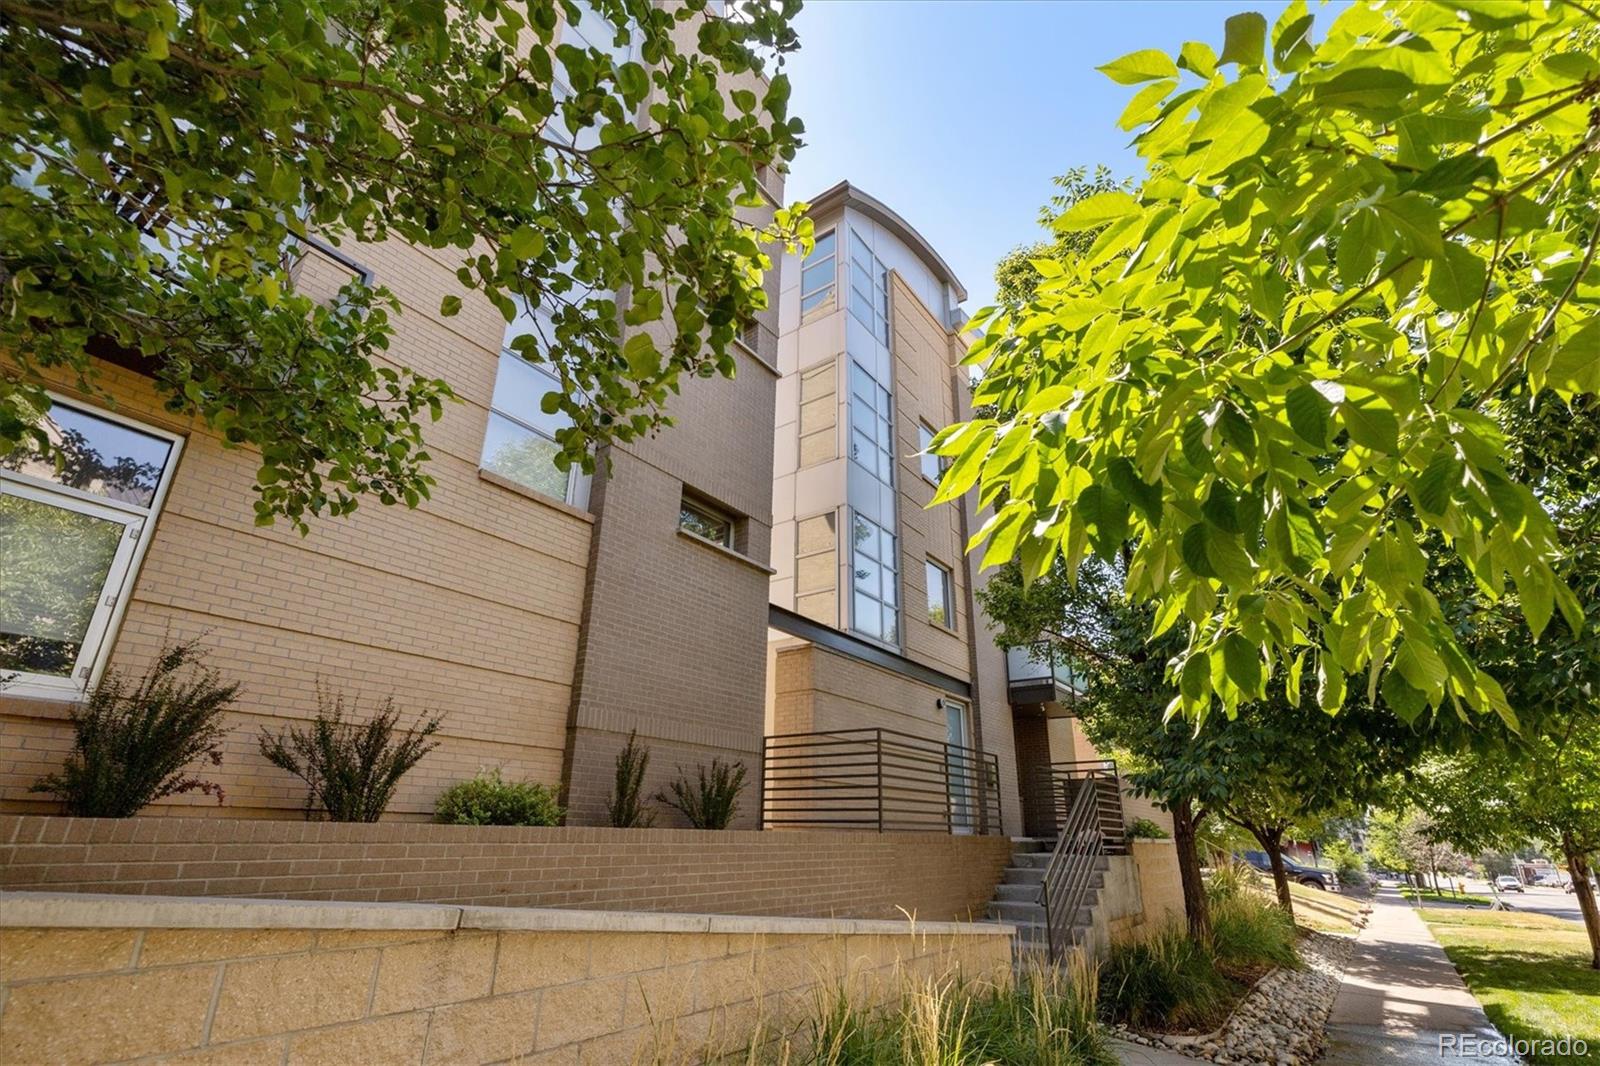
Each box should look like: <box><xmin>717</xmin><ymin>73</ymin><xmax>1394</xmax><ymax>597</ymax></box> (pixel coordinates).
<box><xmin>0</xmin><ymin>398</ymin><xmax>181</xmax><ymax>698</ymax></box>
<box><xmin>481</xmin><ymin>350</ymin><xmax>592</xmax><ymax>509</ymax></box>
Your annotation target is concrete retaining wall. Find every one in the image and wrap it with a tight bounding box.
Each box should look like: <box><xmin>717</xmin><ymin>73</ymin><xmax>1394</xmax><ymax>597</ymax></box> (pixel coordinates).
<box><xmin>0</xmin><ymin>892</ymin><xmax>1013</xmax><ymax>1065</ymax></box>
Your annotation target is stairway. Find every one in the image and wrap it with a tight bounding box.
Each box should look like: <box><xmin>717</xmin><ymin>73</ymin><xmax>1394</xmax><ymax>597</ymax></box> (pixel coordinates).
<box><xmin>983</xmin><ymin>837</ymin><xmax>1111</xmax><ymax>964</ymax></box>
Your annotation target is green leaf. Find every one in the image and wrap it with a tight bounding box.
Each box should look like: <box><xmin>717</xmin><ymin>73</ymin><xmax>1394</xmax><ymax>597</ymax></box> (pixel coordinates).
<box><xmin>1098</xmin><ymin>48</ymin><xmax>1179</xmax><ymax>85</ymax></box>
<box><xmin>1543</xmin><ymin>318</ymin><xmax>1600</xmax><ymax>396</ymax></box>
<box><xmin>439</xmin><ymin>294</ymin><xmax>463</xmax><ymax>317</ymax></box>
<box><xmin>1118</xmin><ymin>79</ymin><xmax>1179</xmax><ymax>131</ymax></box>
<box><xmin>1425</xmin><ymin>242</ymin><xmax>1486</xmax><ymax>312</ymax></box>
<box><xmin>1316</xmin><ymin>654</ymin><xmax>1346</xmax><ymax>714</ymax></box>
<box><xmin>1055</xmin><ymin>191</ymin><xmax>1142</xmax><ymax>233</ymax></box>
<box><xmin>622</xmin><ymin>332</ymin><xmax>661</xmax><ymax>378</ymax></box>
<box><xmin>1272</xmin><ymin>1</ymin><xmax>1314</xmax><ymax>72</ymax></box>
<box><xmin>1375</xmin><ymin>193</ymin><xmax>1446</xmax><ymax>260</ymax></box>
<box><xmin>1381</xmin><ymin>667</ymin><xmax>1427</xmax><ymax>724</ymax></box>
<box><xmin>1218</xmin><ymin>12</ymin><xmax>1267</xmax><ymax>68</ymax></box>
<box><xmin>1178</xmin><ymin>41</ymin><xmax>1217</xmax><ymax>78</ymax></box>
<box><xmin>1415</xmin><ymin>450</ymin><xmax>1462</xmax><ymax>515</ymax></box>
<box><xmin>1107</xmin><ymin>457</ymin><xmax>1163</xmax><ymax>526</ymax></box>
<box><xmin>1339</xmin><ymin>398</ymin><xmax>1400</xmax><ymax>453</ymax></box>
<box><xmin>1285</xmin><ymin>383</ymin><xmax>1331</xmax><ymax>447</ymax></box>
<box><xmin>1311</xmin><ymin>67</ymin><xmax>1415</xmax><ymax>110</ymax></box>
<box><xmin>508</xmin><ymin>225</ymin><xmax>545</xmax><ymax>259</ymax></box>
<box><xmin>1222</xmin><ymin>633</ymin><xmax>1265</xmax><ymax>697</ymax></box>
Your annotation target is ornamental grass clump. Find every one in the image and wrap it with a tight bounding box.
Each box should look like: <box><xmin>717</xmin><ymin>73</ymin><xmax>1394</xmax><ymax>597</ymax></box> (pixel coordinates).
<box><xmin>29</xmin><ymin>640</ymin><xmax>238</xmax><ymax>817</ymax></box>
<box><xmin>258</xmin><ymin>686</ymin><xmax>441</xmax><ymax>822</ymax></box>
<box><xmin>435</xmin><ymin>768</ymin><xmax>563</xmax><ymax>827</ymax></box>
<box><xmin>1098</xmin><ymin>924</ymin><xmax>1236</xmax><ymax>1034</ymax></box>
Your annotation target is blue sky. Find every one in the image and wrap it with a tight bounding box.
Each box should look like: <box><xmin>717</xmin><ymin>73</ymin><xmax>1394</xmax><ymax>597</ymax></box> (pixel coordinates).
<box><xmin>781</xmin><ymin>0</ymin><xmax>1303</xmax><ymax>311</ymax></box>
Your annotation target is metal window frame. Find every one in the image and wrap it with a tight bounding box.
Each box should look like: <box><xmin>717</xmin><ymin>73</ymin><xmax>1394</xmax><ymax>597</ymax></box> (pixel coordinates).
<box><xmin>1</xmin><ymin>393</ymin><xmax>184</xmax><ymax>700</ymax></box>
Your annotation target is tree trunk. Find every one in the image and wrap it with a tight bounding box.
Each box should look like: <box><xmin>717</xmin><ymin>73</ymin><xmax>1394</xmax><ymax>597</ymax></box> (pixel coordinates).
<box><xmin>1247</xmin><ymin>824</ymin><xmax>1295</xmax><ymax>914</ymax></box>
<box><xmin>1562</xmin><ymin>832</ymin><xmax>1600</xmax><ymax>971</ymax></box>
<box><xmin>1172</xmin><ymin>799</ymin><xmax>1211</xmax><ymax>940</ymax></box>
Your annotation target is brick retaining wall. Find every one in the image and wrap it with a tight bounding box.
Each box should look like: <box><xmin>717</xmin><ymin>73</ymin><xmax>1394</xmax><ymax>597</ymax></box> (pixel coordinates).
<box><xmin>0</xmin><ymin>817</ymin><xmax>1014</xmax><ymax>921</ymax></box>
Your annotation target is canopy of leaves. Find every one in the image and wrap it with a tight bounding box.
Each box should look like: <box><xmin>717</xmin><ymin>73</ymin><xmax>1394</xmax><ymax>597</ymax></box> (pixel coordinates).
<box><xmin>1</xmin><ymin>0</ymin><xmax>805</xmax><ymax>530</ymax></box>
<box><xmin>939</xmin><ymin>2</ymin><xmax>1600</xmax><ymax>730</ymax></box>
<box><xmin>992</xmin><ymin>165</ymin><xmax>1132</xmax><ymax>308</ymax></box>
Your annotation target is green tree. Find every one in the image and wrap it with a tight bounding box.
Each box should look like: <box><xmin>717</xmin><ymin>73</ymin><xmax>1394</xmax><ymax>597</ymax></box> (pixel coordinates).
<box><xmin>939</xmin><ymin>2</ymin><xmax>1599</xmax><ymax>727</ymax></box>
<box><xmin>992</xmin><ymin>165</ymin><xmax>1130</xmax><ymax>308</ymax></box>
<box><xmin>1</xmin><ymin>0</ymin><xmax>806</xmax><ymax>530</ymax></box>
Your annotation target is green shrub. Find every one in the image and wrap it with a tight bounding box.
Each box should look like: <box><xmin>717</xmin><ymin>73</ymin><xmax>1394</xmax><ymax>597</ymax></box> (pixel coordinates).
<box><xmin>1098</xmin><ymin>924</ymin><xmax>1235</xmax><ymax>1033</ymax></box>
<box><xmin>1128</xmin><ymin>817</ymin><xmax>1170</xmax><ymax>840</ymax></box>
<box><xmin>1204</xmin><ymin>859</ymin><xmax>1257</xmax><ymax>902</ymax></box>
<box><xmin>29</xmin><ymin>640</ymin><xmax>239</xmax><ymax>817</ymax></box>
<box><xmin>1209</xmin><ymin>890</ymin><xmax>1300</xmax><ymax>978</ymax></box>
<box><xmin>258</xmin><ymin>687</ymin><xmax>441</xmax><ymax>822</ymax></box>
<box><xmin>657</xmin><ymin>758</ymin><xmax>745</xmax><ymax>830</ymax></box>
<box><xmin>435</xmin><ymin>769</ymin><xmax>563</xmax><ymax>827</ymax></box>
<box><xmin>606</xmin><ymin>729</ymin><xmax>655</xmax><ymax>828</ymax></box>
<box><xmin>1325</xmin><ymin>839</ymin><xmax>1369</xmax><ymax>887</ymax></box>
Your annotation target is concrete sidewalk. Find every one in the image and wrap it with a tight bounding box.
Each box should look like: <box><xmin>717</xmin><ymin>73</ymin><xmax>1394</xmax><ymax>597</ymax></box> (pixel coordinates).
<box><xmin>1321</xmin><ymin>889</ymin><xmax>1518</xmax><ymax>1065</ymax></box>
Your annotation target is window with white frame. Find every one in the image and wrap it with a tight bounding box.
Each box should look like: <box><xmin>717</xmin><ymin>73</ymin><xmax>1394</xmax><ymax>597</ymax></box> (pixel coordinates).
<box><xmin>849</xmin><ymin>228</ymin><xmax>889</xmax><ymax>343</ymax></box>
<box><xmin>1</xmin><ymin>399</ymin><xmax>181</xmax><ymax>695</ymax></box>
<box><xmin>917</xmin><ymin>422</ymin><xmax>944</xmax><ymax>484</ymax></box>
<box><xmin>481</xmin><ymin>350</ymin><xmax>589</xmax><ymax>507</ymax></box>
<box><xmin>850</xmin><ymin>511</ymin><xmax>899</xmax><ymax>647</ymax></box>
<box><xmin>848</xmin><ymin>359</ymin><xmax>894</xmax><ymax>484</ymax></box>
<box><xmin>925</xmin><ymin>558</ymin><xmax>953</xmax><ymax>629</ymax></box>
<box><xmin>799</xmin><ymin>229</ymin><xmax>836</xmax><ymax>317</ymax></box>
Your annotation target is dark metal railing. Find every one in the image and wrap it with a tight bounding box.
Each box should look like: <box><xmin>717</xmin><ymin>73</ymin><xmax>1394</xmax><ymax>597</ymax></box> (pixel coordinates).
<box><xmin>761</xmin><ymin>727</ymin><xmax>1003</xmax><ymax>835</ymax></box>
<box><xmin>1039</xmin><ymin>778</ymin><xmax>1106</xmax><ymax>963</ymax></box>
<box><xmin>1026</xmin><ymin>759</ymin><xmax>1128</xmax><ymax>854</ymax></box>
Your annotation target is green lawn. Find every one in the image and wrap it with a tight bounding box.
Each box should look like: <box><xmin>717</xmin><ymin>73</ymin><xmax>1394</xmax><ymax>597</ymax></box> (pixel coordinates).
<box><xmin>1401</xmin><ymin>887</ymin><xmax>1492</xmax><ymax>907</ymax></box>
<box><xmin>1420</xmin><ymin>908</ymin><xmax>1600</xmax><ymax>1066</ymax></box>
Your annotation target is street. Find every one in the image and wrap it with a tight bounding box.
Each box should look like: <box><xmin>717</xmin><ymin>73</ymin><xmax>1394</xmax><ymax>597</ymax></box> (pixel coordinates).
<box><xmin>1461</xmin><ymin>881</ymin><xmax>1587</xmax><ymax>924</ymax></box>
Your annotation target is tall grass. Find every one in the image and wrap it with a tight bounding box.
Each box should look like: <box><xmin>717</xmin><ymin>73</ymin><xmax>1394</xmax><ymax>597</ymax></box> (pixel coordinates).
<box><xmin>1209</xmin><ymin>885</ymin><xmax>1300</xmax><ymax>979</ymax></box>
<box><xmin>768</xmin><ymin>958</ymin><xmax>1110</xmax><ymax>1065</ymax></box>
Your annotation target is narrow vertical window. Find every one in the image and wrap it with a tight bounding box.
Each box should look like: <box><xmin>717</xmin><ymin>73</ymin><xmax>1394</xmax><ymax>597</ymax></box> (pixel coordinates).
<box><xmin>926</xmin><ymin>559</ymin><xmax>953</xmax><ymax>629</ymax></box>
<box><xmin>800</xmin><ymin>229</ymin><xmax>837</xmax><ymax>316</ymax></box>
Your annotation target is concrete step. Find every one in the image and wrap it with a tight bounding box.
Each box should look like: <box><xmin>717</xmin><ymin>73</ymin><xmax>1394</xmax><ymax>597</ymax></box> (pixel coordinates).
<box><xmin>987</xmin><ymin>899</ymin><xmax>1046</xmax><ymax>923</ymax></box>
<box><xmin>996</xmin><ymin>882</ymin><xmax>1042</xmax><ymax>902</ymax></box>
<box><xmin>1009</xmin><ymin>837</ymin><xmax>1052</xmax><ymax>854</ymax></box>
<box><xmin>1011</xmin><ymin>851</ymin><xmax>1050</xmax><ymax>868</ymax></box>
<box><xmin>1002</xmin><ymin>865</ymin><xmax>1045</xmax><ymax>885</ymax></box>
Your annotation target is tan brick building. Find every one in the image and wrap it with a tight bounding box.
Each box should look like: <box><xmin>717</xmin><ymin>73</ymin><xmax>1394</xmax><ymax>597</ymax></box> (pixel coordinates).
<box><xmin>0</xmin><ymin>4</ymin><xmax>782</xmax><ymax>828</ymax></box>
<box><xmin>763</xmin><ymin>182</ymin><xmax>1169</xmax><ymax>841</ymax></box>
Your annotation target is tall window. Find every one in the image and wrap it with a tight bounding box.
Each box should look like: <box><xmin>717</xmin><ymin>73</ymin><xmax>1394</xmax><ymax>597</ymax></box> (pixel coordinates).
<box><xmin>481</xmin><ymin>350</ymin><xmax>589</xmax><ymax>507</ymax></box>
<box><xmin>849</xmin><ymin>229</ymin><xmax>888</xmax><ymax>343</ymax></box>
<box><xmin>851</xmin><ymin>512</ymin><xmax>898</xmax><ymax>646</ymax></box>
<box><xmin>925</xmin><ymin>559</ymin><xmax>953</xmax><ymax>629</ymax></box>
<box><xmin>1</xmin><ymin>399</ymin><xmax>180</xmax><ymax>695</ymax></box>
<box><xmin>917</xmin><ymin>422</ymin><xmax>943</xmax><ymax>484</ymax></box>
<box><xmin>800</xmin><ymin>229</ymin><xmax>836</xmax><ymax>316</ymax></box>
<box><xmin>849</xmin><ymin>360</ymin><xmax>894</xmax><ymax>484</ymax></box>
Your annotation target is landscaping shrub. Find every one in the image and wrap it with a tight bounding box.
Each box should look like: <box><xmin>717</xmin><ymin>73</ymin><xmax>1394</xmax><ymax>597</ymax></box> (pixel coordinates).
<box><xmin>1127</xmin><ymin>817</ymin><xmax>1170</xmax><ymax>840</ymax></box>
<box><xmin>1325</xmin><ymin>839</ymin><xmax>1368</xmax><ymax>888</ymax></box>
<box><xmin>435</xmin><ymin>769</ymin><xmax>563</xmax><ymax>827</ymax></box>
<box><xmin>1097</xmin><ymin>924</ymin><xmax>1236</xmax><ymax>1033</ymax></box>
<box><xmin>657</xmin><ymin>758</ymin><xmax>746</xmax><ymax>830</ymax></box>
<box><xmin>801</xmin><ymin>961</ymin><xmax>1106</xmax><ymax>1065</ymax></box>
<box><xmin>1208</xmin><ymin>888</ymin><xmax>1300</xmax><ymax>979</ymax></box>
<box><xmin>30</xmin><ymin>640</ymin><xmax>239</xmax><ymax>817</ymax></box>
<box><xmin>258</xmin><ymin>687</ymin><xmax>441</xmax><ymax>821</ymax></box>
<box><xmin>607</xmin><ymin>729</ymin><xmax>655</xmax><ymax>828</ymax></box>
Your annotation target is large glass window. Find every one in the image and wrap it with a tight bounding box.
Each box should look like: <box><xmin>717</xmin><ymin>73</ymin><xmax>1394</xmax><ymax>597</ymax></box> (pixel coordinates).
<box><xmin>849</xmin><ymin>229</ymin><xmax>889</xmax><ymax>343</ymax></box>
<box><xmin>926</xmin><ymin>558</ymin><xmax>953</xmax><ymax>629</ymax></box>
<box><xmin>1</xmin><ymin>400</ymin><xmax>180</xmax><ymax>694</ymax></box>
<box><xmin>480</xmin><ymin>351</ymin><xmax>588</xmax><ymax>506</ymax></box>
<box><xmin>851</xmin><ymin>512</ymin><xmax>899</xmax><ymax>646</ymax></box>
<box><xmin>800</xmin><ymin>230</ymin><xmax>837</xmax><ymax>316</ymax></box>
<box><xmin>849</xmin><ymin>360</ymin><xmax>894</xmax><ymax>484</ymax></box>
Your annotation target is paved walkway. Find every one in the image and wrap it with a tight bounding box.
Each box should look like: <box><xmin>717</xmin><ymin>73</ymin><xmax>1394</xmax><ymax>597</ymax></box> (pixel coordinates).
<box><xmin>1321</xmin><ymin>888</ymin><xmax>1519</xmax><ymax>1065</ymax></box>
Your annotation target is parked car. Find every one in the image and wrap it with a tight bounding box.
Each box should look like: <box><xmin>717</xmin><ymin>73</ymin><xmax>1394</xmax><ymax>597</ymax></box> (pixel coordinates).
<box><xmin>1494</xmin><ymin>875</ymin><xmax>1525</xmax><ymax>893</ymax></box>
<box><xmin>1534</xmin><ymin>872</ymin><xmax>1564</xmax><ymax>887</ymax></box>
<box><xmin>1237</xmin><ymin>851</ymin><xmax>1339</xmax><ymax>891</ymax></box>
<box><xmin>1566</xmin><ymin>876</ymin><xmax>1599</xmax><ymax>894</ymax></box>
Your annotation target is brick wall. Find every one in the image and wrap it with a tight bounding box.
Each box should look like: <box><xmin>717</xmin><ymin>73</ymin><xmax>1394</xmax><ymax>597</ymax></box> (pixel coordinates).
<box><xmin>0</xmin><ymin>817</ymin><xmax>1015</xmax><ymax>922</ymax></box>
<box><xmin>0</xmin><ymin>894</ymin><xmax>1012</xmax><ymax>1065</ymax></box>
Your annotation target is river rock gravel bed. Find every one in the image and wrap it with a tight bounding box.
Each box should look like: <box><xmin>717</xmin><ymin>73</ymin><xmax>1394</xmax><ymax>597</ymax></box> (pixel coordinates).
<box><xmin>1110</xmin><ymin>931</ymin><xmax>1354</xmax><ymax>1065</ymax></box>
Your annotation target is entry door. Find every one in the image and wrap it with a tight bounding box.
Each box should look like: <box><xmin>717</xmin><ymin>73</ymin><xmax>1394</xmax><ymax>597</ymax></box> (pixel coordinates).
<box><xmin>945</xmin><ymin>700</ymin><xmax>974</xmax><ymax>832</ymax></box>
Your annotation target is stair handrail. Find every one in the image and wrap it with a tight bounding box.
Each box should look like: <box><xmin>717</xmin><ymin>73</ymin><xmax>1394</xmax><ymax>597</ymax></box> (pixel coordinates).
<box><xmin>1037</xmin><ymin>775</ymin><xmax>1105</xmax><ymax>963</ymax></box>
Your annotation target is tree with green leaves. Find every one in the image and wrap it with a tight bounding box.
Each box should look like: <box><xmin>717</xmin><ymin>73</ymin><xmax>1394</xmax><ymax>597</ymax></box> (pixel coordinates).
<box><xmin>1</xmin><ymin>0</ymin><xmax>806</xmax><ymax>531</ymax></box>
<box><xmin>938</xmin><ymin>1</ymin><xmax>1599</xmax><ymax>730</ymax></box>
<box><xmin>992</xmin><ymin>166</ymin><xmax>1131</xmax><ymax>308</ymax></box>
